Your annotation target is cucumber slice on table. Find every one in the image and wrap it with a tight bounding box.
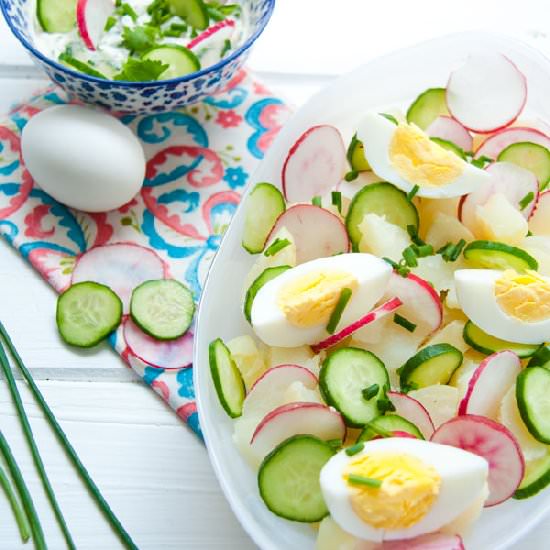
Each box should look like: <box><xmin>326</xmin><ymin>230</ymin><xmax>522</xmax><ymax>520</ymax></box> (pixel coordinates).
<box><xmin>242</xmin><ymin>183</ymin><xmax>286</xmax><ymax>254</ymax></box>
<box><xmin>56</xmin><ymin>282</ymin><xmax>122</xmax><ymax>348</ymax></box>
<box><xmin>516</xmin><ymin>367</ymin><xmax>550</xmax><ymax>444</ymax></box>
<box><xmin>320</xmin><ymin>347</ymin><xmax>389</xmax><ymax>427</ymax></box>
<box><xmin>514</xmin><ymin>452</ymin><xmax>550</xmax><ymax>499</ymax></box>
<box><xmin>345</xmin><ymin>182</ymin><xmax>419</xmax><ymax>251</ymax></box>
<box><xmin>464</xmin><ymin>320</ymin><xmax>540</xmax><ymax>358</ymax></box>
<box><xmin>430</xmin><ymin>137</ymin><xmax>467</xmax><ymax>159</ymax></box>
<box><xmin>498</xmin><ymin>142</ymin><xmax>550</xmax><ymax>189</ymax></box>
<box><xmin>527</xmin><ymin>345</ymin><xmax>550</xmax><ymax>368</ymax></box>
<box><xmin>167</xmin><ymin>0</ymin><xmax>209</xmax><ymax>29</ymax></box>
<box><xmin>142</xmin><ymin>46</ymin><xmax>200</xmax><ymax>79</ymax></box>
<box><xmin>399</xmin><ymin>344</ymin><xmax>463</xmax><ymax>392</ymax></box>
<box><xmin>463</xmin><ymin>240</ymin><xmax>538</xmax><ymax>271</ymax></box>
<box><xmin>244</xmin><ymin>265</ymin><xmax>291</xmax><ymax>323</ymax></box>
<box><xmin>358</xmin><ymin>414</ymin><xmax>424</xmax><ymax>442</ymax></box>
<box><xmin>209</xmin><ymin>338</ymin><xmax>245</xmax><ymax>418</ymax></box>
<box><xmin>37</xmin><ymin>0</ymin><xmax>76</xmax><ymax>32</ymax></box>
<box><xmin>130</xmin><ymin>279</ymin><xmax>194</xmax><ymax>340</ymax></box>
<box><xmin>346</xmin><ymin>133</ymin><xmax>370</xmax><ymax>171</ymax></box>
<box><xmin>258</xmin><ymin>435</ymin><xmax>334</xmax><ymax>522</ymax></box>
<box><xmin>406</xmin><ymin>88</ymin><xmax>449</xmax><ymax>130</ymax></box>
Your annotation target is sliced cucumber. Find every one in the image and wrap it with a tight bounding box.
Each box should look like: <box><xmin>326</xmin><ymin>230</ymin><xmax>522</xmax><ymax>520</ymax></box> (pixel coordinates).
<box><xmin>167</xmin><ymin>0</ymin><xmax>209</xmax><ymax>29</ymax></box>
<box><xmin>130</xmin><ymin>279</ymin><xmax>194</xmax><ymax>340</ymax></box>
<box><xmin>258</xmin><ymin>435</ymin><xmax>333</xmax><ymax>522</ymax></box>
<box><xmin>399</xmin><ymin>344</ymin><xmax>463</xmax><ymax>392</ymax></box>
<box><xmin>320</xmin><ymin>347</ymin><xmax>389</xmax><ymax>427</ymax></box>
<box><xmin>514</xmin><ymin>452</ymin><xmax>550</xmax><ymax>499</ymax></box>
<box><xmin>142</xmin><ymin>45</ymin><xmax>200</xmax><ymax>80</ymax></box>
<box><xmin>463</xmin><ymin>240</ymin><xmax>538</xmax><ymax>271</ymax></box>
<box><xmin>37</xmin><ymin>0</ymin><xmax>77</xmax><ymax>32</ymax></box>
<box><xmin>358</xmin><ymin>414</ymin><xmax>424</xmax><ymax>442</ymax></box>
<box><xmin>498</xmin><ymin>142</ymin><xmax>550</xmax><ymax>189</ymax></box>
<box><xmin>430</xmin><ymin>137</ymin><xmax>467</xmax><ymax>160</ymax></box>
<box><xmin>516</xmin><ymin>366</ymin><xmax>550</xmax><ymax>444</ymax></box>
<box><xmin>345</xmin><ymin>182</ymin><xmax>419</xmax><ymax>251</ymax></box>
<box><xmin>244</xmin><ymin>265</ymin><xmax>291</xmax><ymax>323</ymax></box>
<box><xmin>346</xmin><ymin>133</ymin><xmax>370</xmax><ymax>171</ymax></box>
<box><xmin>527</xmin><ymin>345</ymin><xmax>550</xmax><ymax>369</ymax></box>
<box><xmin>464</xmin><ymin>320</ymin><xmax>540</xmax><ymax>358</ymax></box>
<box><xmin>209</xmin><ymin>338</ymin><xmax>245</xmax><ymax>418</ymax></box>
<box><xmin>406</xmin><ymin>88</ymin><xmax>449</xmax><ymax>130</ymax></box>
<box><xmin>56</xmin><ymin>282</ymin><xmax>122</xmax><ymax>348</ymax></box>
<box><xmin>242</xmin><ymin>183</ymin><xmax>286</xmax><ymax>254</ymax></box>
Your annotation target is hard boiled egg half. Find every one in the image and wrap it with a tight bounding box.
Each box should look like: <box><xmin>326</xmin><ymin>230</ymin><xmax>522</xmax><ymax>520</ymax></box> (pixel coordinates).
<box><xmin>357</xmin><ymin>112</ymin><xmax>490</xmax><ymax>198</ymax></box>
<box><xmin>320</xmin><ymin>437</ymin><xmax>488</xmax><ymax>542</ymax></box>
<box><xmin>455</xmin><ymin>268</ymin><xmax>550</xmax><ymax>344</ymax></box>
<box><xmin>250</xmin><ymin>253</ymin><xmax>391</xmax><ymax>347</ymax></box>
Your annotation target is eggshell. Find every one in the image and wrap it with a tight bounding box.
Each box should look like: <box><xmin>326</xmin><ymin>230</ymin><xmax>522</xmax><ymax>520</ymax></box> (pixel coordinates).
<box><xmin>21</xmin><ymin>105</ymin><xmax>145</xmax><ymax>212</ymax></box>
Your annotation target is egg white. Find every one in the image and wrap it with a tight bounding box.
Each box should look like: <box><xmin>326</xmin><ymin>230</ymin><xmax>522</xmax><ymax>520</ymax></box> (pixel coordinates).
<box><xmin>356</xmin><ymin>112</ymin><xmax>490</xmax><ymax>199</ymax></box>
<box><xmin>455</xmin><ymin>269</ymin><xmax>550</xmax><ymax>344</ymax></box>
<box><xmin>250</xmin><ymin>253</ymin><xmax>391</xmax><ymax>347</ymax></box>
<box><xmin>320</xmin><ymin>437</ymin><xmax>488</xmax><ymax>542</ymax></box>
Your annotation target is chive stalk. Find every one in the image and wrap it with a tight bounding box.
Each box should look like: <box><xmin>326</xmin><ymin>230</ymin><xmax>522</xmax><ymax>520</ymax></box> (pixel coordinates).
<box><xmin>0</xmin><ymin>464</ymin><xmax>31</xmax><ymax>543</ymax></box>
<box><xmin>347</xmin><ymin>474</ymin><xmax>382</xmax><ymax>488</ymax></box>
<box><xmin>326</xmin><ymin>288</ymin><xmax>353</xmax><ymax>334</ymax></box>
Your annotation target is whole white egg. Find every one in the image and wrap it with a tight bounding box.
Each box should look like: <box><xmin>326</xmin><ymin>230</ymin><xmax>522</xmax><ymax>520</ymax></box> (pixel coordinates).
<box><xmin>21</xmin><ymin>105</ymin><xmax>145</xmax><ymax>212</ymax></box>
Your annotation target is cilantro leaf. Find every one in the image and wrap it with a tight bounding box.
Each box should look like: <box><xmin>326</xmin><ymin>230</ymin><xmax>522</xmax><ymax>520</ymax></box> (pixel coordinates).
<box><xmin>114</xmin><ymin>58</ymin><xmax>168</xmax><ymax>81</ymax></box>
<box><xmin>121</xmin><ymin>25</ymin><xmax>157</xmax><ymax>53</ymax></box>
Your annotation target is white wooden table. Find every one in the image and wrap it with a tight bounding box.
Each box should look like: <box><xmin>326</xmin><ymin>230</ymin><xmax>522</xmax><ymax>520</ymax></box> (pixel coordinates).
<box><xmin>1</xmin><ymin>1</ymin><xmax>550</xmax><ymax>548</ymax></box>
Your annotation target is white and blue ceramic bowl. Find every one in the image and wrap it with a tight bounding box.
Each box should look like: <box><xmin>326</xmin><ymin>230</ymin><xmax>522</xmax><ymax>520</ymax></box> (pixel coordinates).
<box><xmin>0</xmin><ymin>0</ymin><xmax>274</xmax><ymax>113</ymax></box>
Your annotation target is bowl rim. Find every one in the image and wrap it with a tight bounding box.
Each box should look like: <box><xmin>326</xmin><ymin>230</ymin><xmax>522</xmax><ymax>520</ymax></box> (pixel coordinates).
<box><xmin>0</xmin><ymin>0</ymin><xmax>275</xmax><ymax>88</ymax></box>
<box><xmin>194</xmin><ymin>30</ymin><xmax>550</xmax><ymax>550</ymax></box>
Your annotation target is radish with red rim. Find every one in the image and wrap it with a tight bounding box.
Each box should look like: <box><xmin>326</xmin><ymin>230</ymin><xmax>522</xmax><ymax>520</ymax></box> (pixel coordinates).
<box><xmin>529</xmin><ymin>189</ymin><xmax>550</xmax><ymax>235</ymax></box>
<box><xmin>431</xmin><ymin>414</ymin><xmax>525</xmax><ymax>506</ymax></box>
<box><xmin>475</xmin><ymin>126</ymin><xmax>550</xmax><ymax>159</ymax></box>
<box><xmin>426</xmin><ymin>116</ymin><xmax>473</xmax><ymax>152</ymax></box>
<box><xmin>188</xmin><ymin>18</ymin><xmax>236</xmax><ymax>50</ymax></box>
<box><xmin>446</xmin><ymin>54</ymin><xmax>527</xmax><ymax>133</ymax></box>
<box><xmin>377</xmin><ymin>533</ymin><xmax>465</xmax><ymax>550</ymax></box>
<box><xmin>76</xmin><ymin>0</ymin><xmax>115</xmax><ymax>51</ymax></box>
<box><xmin>282</xmin><ymin>125</ymin><xmax>346</xmax><ymax>203</ymax></box>
<box><xmin>458</xmin><ymin>350</ymin><xmax>521</xmax><ymax>419</ymax></box>
<box><xmin>387</xmin><ymin>391</ymin><xmax>435</xmax><ymax>439</ymax></box>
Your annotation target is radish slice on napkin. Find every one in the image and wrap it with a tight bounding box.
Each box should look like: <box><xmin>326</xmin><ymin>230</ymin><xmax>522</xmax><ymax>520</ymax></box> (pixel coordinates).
<box><xmin>426</xmin><ymin>116</ymin><xmax>473</xmax><ymax>152</ymax></box>
<box><xmin>124</xmin><ymin>318</ymin><xmax>193</xmax><ymax>370</ymax></box>
<box><xmin>282</xmin><ymin>125</ymin><xmax>346</xmax><ymax>203</ymax></box>
<box><xmin>475</xmin><ymin>126</ymin><xmax>550</xmax><ymax>159</ymax></box>
<box><xmin>77</xmin><ymin>0</ymin><xmax>115</xmax><ymax>51</ymax></box>
<box><xmin>446</xmin><ymin>54</ymin><xmax>527</xmax><ymax>133</ymax></box>
<box><xmin>71</xmin><ymin>243</ymin><xmax>167</xmax><ymax>313</ymax></box>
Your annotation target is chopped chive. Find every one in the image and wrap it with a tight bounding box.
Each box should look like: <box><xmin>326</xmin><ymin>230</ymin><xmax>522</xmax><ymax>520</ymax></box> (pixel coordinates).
<box><xmin>163</xmin><ymin>28</ymin><xmax>183</xmax><ymax>37</ymax></box>
<box><xmin>118</xmin><ymin>2</ymin><xmax>138</xmax><ymax>21</ymax></box>
<box><xmin>347</xmin><ymin>474</ymin><xmax>383</xmax><ymax>488</ymax></box>
<box><xmin>220</xmin><ymin>38</ymin><xmax>231</xmax><ymax>58</ymax></box>
<box><xmin>264</xmin><ymin>238</ymin><xmax>291</xmax><ymax>257</ymax></box>
<box><xmin>362</xmin><ymin>384</ymin><xmax>379</xmax><ymax>401</ymax></box>
<box><xmin>0</xmin><ymin>323</ymin><xmax>138</xmax><ymax>550</ymax></box>
<box><xmin>449</xmin><ymin>238</ymin><xmax>466</xmax><ymax>261</ymax></box>
<box><xmin>470</xmin><ymin>155</ymin><xmax>493</xmax><ymax>169</ymax></box>
<box><xmin>406</xmin><ymin>224</ymin><xmax>425</xmax><ymax>246</ymax></box>
<box><xmin>376</xmin><ymin>397</ymin><xmax>396</xmax><ymax>414</ymax></box>
<box><xmin>0</xmin><ymin>344</ymin><xmax>76</xmax><ymax>549</ymax></box>
<box><xmin>406</xmin><ymin>185</ymin><xmax>419</xmax><ymax>202</ymax></box>
<box><xmin>416</xmin><ymin>244</ymin><xmax>433</xmax><ymax>257</ymax></box>
<box><xmin>312</xmin><ymin>196</ymin><xmax>322</xmax><ymax>207</ymax></box>
<box><xmin>393</xmin><ymin>313</ymin><xmax>417</xmax><ymax>333</ymax></box>
<box><xmin>345</xmin><ymin>170</ymin><xmax>359</xmax><ymax>182</ymax></box>
<box><xmin>0</xmin><ymin>464</ymin><xmax>31</xmax><ymax>543</ymax></box>
<box><xmin>104</xmin><ymin>15</ymin><xmax>117</xmax><ymax>31</ymax></box>
<box><xmin>402</xmin><ymin>246</ymin><xmax>418</xmax><ymax>267</ymax></box>
<box><xmin>527</xmin><ymin>230</ymin><xmax>533</xmax><ymax>236</ymax></box>
<box><xmin>345</xmin><ymin>442</ymin><xmax>365</xmax><ymax>456</ymax></box>
<box><xmin>170</xmin><ymin>23</ymin><xmax>188</xmax><ymax>31</ymax></box>
<box><xmin>379</xmin><ymin>113</ymin><xmax>398</xmax><ymax>125</ymax></box>
<box><xmin>519</xmin><ymin>191</ymin><xmax>534</xmax><ymax>211</ymax></box>
<box><xmin>382</xmin><ymin>257</ymin><xmax>399</xmax><ymax>269</ymax></box>
<box><xmin>326</xmin><ymin>288</ymin><xmax>353</xmax><ymax>334</ymax></box>
<box><xmin>331</xmin><ymin>191</ymin><xmax>342</xmax><ymax>213</ymax></box>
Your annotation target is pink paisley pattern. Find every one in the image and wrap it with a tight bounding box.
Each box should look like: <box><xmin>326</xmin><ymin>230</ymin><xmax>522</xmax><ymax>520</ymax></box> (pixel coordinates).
<box><xmin>257</xmin><ymin>103</ymin><xmax>290</xmax><ymax>153</ymax></box>
<box><xmin>24</xmin><ymin>204</ymin><xmax>55</xmax><ymax>238</ymax></box>
<box><xmin>27</xmin><ymin>248</ymin><xmax>73</xmax><ymax>292</ymax></box>
<box><xmin>202</xmin><ymin>191</ymin><xmax>241</xmax><ymax>234</ymax></box>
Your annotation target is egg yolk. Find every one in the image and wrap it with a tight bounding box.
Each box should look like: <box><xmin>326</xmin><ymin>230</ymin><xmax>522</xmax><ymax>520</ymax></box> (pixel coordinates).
<box><xmin>495</xmin><ymin>270</ymin><xmax>550</xmax><ymax>322</ymax></box>
<box><xmin>344</xmin><ymin>452</ymin><xmax>440</xmax><ymax>530</ymax></box>
<box><xmin>389</xmin><ymin>123</ymin><xmax>464</xmax><ymax>187</ymax></box>
<box><xmin>277</xmin><ymin>270</ymin><xmax>357</xmax><ymax>327</ymax></box>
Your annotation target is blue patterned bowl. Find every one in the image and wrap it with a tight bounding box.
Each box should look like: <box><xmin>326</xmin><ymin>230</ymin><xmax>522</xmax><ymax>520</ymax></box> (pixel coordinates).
<box><xmin>0</xmin><ymin>0</ymin><xmax>275</xmax><ymax>113</ymax></box>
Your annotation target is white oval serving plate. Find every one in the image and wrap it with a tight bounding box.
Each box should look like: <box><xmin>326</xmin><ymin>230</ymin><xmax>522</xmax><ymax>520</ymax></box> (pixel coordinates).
<box><xmin>194</xmin><ymin>31</ymin><xmax>550</xmax><ymax>550</ymax></box>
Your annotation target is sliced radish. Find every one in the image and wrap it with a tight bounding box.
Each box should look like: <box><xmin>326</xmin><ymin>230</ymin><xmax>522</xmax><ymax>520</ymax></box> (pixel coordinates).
<box><xmin>446</xmin><ymin>54</ymin><xmax>527</xmax><ymax>133</ymax></box>
<box><xmin>529</xmin><ymin>189</ymin><xmax>550</xmax><ymax>235</ymax></box>
<box><xmin>124</xmin><ymin>318</ymin><xmax>193</xmax><ymax>370</ymax></box>
<box><xmin>458</xmin><ymin>351</ymin><xmax>521</xmax><ymax>419</ymax></box>
<box><xmin>475</xmin><ymin>126</ymin><xmax>550</xmax><ymax>159</ymax></box>
<box><xmin>76</xmin><ymin>0</ymin><xmax>115</xmax><ymax>51</ymax></box>
<box><xmin>267</xmin><ymin>204</ymin><xmax>350</xmax><ymax>264</ymax></box>
<box><xmin>250</xmin><ymin>402</ymin><xmax>346</xmax><ymax>457</ymax></box>
<box><xmin>459</xmin><ymin>161</ymin><xmax>539</xmax><ymax>229</ymax></box>
<box><xmin>371</xmin><ymin>431</ymin><xmax>419</xmax><ymax>441</ymax></box>
<box><xmin>426</xmin><ymin>116</ymin><xmax>473</xmax><ymax>152</ymax></box>
<box><xmin>282</xmin><ymin>125</ymin><xmax>346</xmax><ymax>203</ymax></box>
<box><xmin>431</xmin><ymin>414</ymin><xmax>525</xmax><ymax>506</ymax></box>
<box><xmin>188</xmin><ymin>18</ymin><xmax>236</xmax><ymax>50</ymax></box>
<box><xmin>71</xmin><ymin>243</ymin><xmax>167</xmax><ymax>313</ymax></box>
<box><xmin>311</xmin><ymin>297</ymin><xmax>401</xmax><ymax>354</ymax></box>
<box><xmin>387</xmin><ymin>391</ymin><xmax>435</xmax><ymax>439</ymax></box>
<box><xmin>377</xmin><ymin>533</ymin><xmax>465</xmax><ymax>550</ymax></box>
